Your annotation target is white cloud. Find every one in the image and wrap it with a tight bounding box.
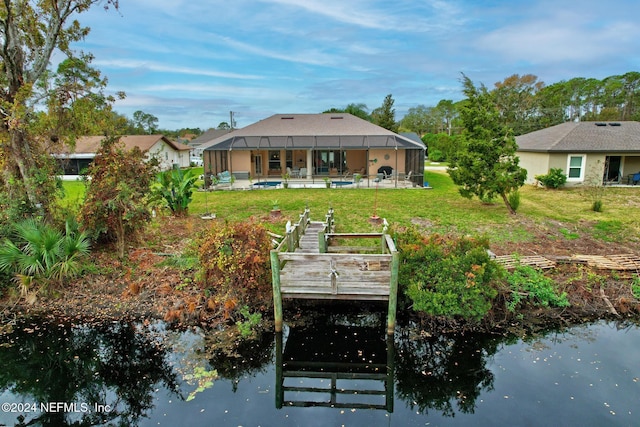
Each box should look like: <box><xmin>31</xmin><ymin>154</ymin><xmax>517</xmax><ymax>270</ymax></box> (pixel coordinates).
<box><xmin>92</xmin><ymin>59</ymin><xmax>263</xmax><ymax>80</ymax></box>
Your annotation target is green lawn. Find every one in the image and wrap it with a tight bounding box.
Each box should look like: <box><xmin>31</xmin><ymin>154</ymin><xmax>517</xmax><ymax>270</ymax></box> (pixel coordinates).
<box><xmin>62</xmin><ymin>170</ymin><xmax>640</xmax><ymax>245</ymax></box>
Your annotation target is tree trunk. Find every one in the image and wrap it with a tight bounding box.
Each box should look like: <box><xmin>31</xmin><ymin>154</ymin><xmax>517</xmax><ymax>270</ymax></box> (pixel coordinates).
<box><xmin>2</xmin><ymin>130</ymin><xmax>42</xmax><ymax>212</ymax></box>
<box><xmin>116</xmin><ymin>214</ymin><xmax>126</xmax><ymax>259</ymax></box>
<box><xmin>500</xmin><ymin>192</ymin><xmax>516</xmax><ymax>215</ymax></box>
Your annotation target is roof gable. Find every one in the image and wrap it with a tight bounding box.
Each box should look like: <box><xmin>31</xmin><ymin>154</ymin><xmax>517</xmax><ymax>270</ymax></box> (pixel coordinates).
<box><xmin>71</xmin><ymin>135</ymin><xmax>190</xmax><ymax>154</ymax></box>
<box><xmin>516</xmin><ymin>121</ymin><xmax>640</xmax><ymax>152</ymax></box>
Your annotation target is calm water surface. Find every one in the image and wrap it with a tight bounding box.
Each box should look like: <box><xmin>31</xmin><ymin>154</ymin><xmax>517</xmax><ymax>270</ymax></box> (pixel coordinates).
<box><xmin>0</xmin><ymin>314</ymin><xmax>638</xmax><ymax>427</ymax></box>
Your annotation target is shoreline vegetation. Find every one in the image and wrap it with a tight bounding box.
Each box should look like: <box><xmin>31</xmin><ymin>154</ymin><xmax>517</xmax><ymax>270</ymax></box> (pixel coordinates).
<box><xmin>1</xmin><ymin>170</ymin><xmax>640</xmax><ymax>338</ymax></box>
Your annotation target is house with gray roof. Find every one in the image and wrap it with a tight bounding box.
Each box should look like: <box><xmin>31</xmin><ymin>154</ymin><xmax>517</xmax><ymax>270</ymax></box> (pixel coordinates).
<box><xmin>188</xmin><ymin>128</ymin><xmax>233</xmax><ymax>157</ymax></box>
<box><xmin>516</xmin><ymin>121</ymin><xmax>640</xmax><ymax>185</ymax></box>
<box><xmin>201</xmin><ymin>113</ymin><xmax>426</xmax><ymax>186</ymax></box>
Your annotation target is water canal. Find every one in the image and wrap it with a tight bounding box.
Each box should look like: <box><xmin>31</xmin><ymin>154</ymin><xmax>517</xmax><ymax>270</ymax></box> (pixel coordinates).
<box><xmin>0</xmin><ymin>313</ymin><xmax>638</xmax><ymax>426</ymax></box>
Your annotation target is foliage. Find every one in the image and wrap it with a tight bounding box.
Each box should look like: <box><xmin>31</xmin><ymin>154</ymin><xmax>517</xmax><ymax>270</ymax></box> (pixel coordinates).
<box><xmin>0</xmin><ymin>218</ymin><xmax>90</xmax><ymax>299</ymax></box>
<box><xmin>152</xmin><ymin>168</ymin><xmax>199</xmax><ymax>216</ymax></box>
<box><xmin>427</xmin><ymin>148</ymin><xmax>443</xmax><ymax>162</ymax></box>
<box><xmin>235</xmin><ymin>305</ymin><xmax>263</xmax><ymax>338</ymax></box>
<box><xmin>397</xmin><ymin>228</ymin><xmax>500</xmax><ymax>321</ymax></box>
<box><xmin>422</xmin><ymin>133</ymin><xmax>464</xmax><ymax>163</ymax></box>
<box><xmin>632</xmin><ymin>275</ymin><xmax>640</xmax><ymax>300</ymax></box>
<box><xmin>195</xmin><ymin>220</ymin><xmax>273</xmax><ymax>314</ymax></box>
<box><xmin>507</xmin><ymin>190</ymin><xmax>521</xmax><ymax>212</ymax></box>
<box><xmin>132</xmin><ymin>110</ymin><xmax>159</xmax><ymax>134</ymax></box>
<box><xmin>79</xmin><ymin>137</ymin><xmax>158</xmax><ymax>258</ymax></box>
<box><xmin>492</xmin><ymin>74</ymin><xmax>545</xmax><ymax>135</ymax></box>
<box><xmin>183</xmin><ymin>366</ymin><xmax>217</xmax><ymax>402</ymax></box>
<box><xmin>505</xmin><ymin>264</ymin><xmax>569</xmax><ymax>311</ymax></box>
<box><xmin>371</xmin><ymin>94</ymin><xmax>398</xmax><ymax>132</ymax></box>
<box><xmin>0</xmin><ymin>0</ymin><xmax>119</xmax><ymax>220</ymax></box>
<box><xmin>448</xmin><ymin>75</ymin><xmax>527</xmax><ymax>214</ymax></box>
<box><xmin>535</xmin><ymin>168</ymin><xmax>567</xmax><ymax>189</ymax></box>
<box><xmin>323</xmin><ymin>103</ymin><xmax>371</xmax><ymax>121</ymax></box>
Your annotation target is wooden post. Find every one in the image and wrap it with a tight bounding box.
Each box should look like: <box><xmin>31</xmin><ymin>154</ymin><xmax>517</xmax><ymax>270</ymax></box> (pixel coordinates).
<box><xmin>387</xmin><ymin>249</ymin><xmax>400</xmax><ymax>335</ymax></box>
<box><xmin>270</xmin><ymin>249</ymin><xmax>283</xmax><ymax>332</ymax></box>
<box><xmin>318</xmin><ymin>229</ymin><xmax>326</xmax><ymax>253</ymax></box>
<box><xmin>275</xmin><ymin>332</ymin><xmax>284</xmax><ymax>408</ymax></box>
<box><xmin>386</xmin><ymin>334</ymin><xmax>395</xmax><ymax>413</ymax></box>
<box><xmin>287</xmin><ymin>230</ymin><xmax>294</xmax><ymax>253</ymax></box>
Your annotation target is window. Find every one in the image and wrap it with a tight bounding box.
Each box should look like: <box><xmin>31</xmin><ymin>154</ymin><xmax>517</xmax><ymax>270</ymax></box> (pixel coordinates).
<box><xmin>268</xmin><ymin>150</ymin><xmax>281</xmax><ymax>171</ymax></box>
<box><xmin>567</xmin><ymin>155</ymin><xmax>585</xmax><ymax>181</ymax></box>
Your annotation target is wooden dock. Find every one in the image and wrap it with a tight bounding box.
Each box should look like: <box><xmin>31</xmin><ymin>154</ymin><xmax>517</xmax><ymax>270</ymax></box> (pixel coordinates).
<box><xmin>270</xmin><ymin>208</ymin><xmax>399</xmax><ymax>335</ymax></box>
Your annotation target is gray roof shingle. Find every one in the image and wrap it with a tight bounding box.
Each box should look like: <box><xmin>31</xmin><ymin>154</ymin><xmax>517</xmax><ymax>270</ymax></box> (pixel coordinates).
<box><xmin>202</xmin><ymin>114</ymin><xmax>425</xmax><ymax>151</ymax></box>
<box><xmin>516</xmin><ymin>121</ymin><xmax>640</xmax><ymax>152</ymax></box>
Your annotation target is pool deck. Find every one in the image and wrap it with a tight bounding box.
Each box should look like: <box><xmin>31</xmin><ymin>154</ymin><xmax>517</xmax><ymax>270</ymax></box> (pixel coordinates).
<box><xmin>204</xmin><ymin>176</ymin><xmax>423</xmax><ymax>190</ymax></box>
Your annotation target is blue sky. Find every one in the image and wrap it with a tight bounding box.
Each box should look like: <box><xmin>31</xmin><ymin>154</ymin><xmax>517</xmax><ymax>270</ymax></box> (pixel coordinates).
<box><xmin>74</xmin><ymin>0</ymin><xmax>640</xmax><ymax>130</ymax></box>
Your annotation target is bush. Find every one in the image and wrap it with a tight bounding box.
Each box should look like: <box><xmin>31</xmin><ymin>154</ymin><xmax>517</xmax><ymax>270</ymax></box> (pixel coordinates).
<box><xmin>397</xmin><ymin>229</ymin><xmax>500</xmax><ymax>321</ymax></box>
<box><xmin>427</xmin><ymin>148</ymin><xmax>443</xmax><ymax>162</ymax></box>
<box><xmin>79</xmin><ymin>137</ymin><xmax>158</xmax><ymax>258</ymax></box>
<box><xmin>535</xmin><ymin>168</ymin><xmax>567</xmax><ymax>189</ymax></box>
<box><xmin>152</xmin><ymin>168</ymin><xmax>199</xmax><ymax>216</ymax></box>
<box><xmin>592</xmin><ymin>199</ymin><xmax>603</xmax><ymax>212</ymax></box>
<box><xmin>0</xmin><ymin>218</ymin><xmax>90</xmax><ymax>300</ymax></box>
<box><xmin>505</xmin><ymin>264</ymin><xmax>569</xmax><ymax>311</ymax></box>
<box><xmin>507</xmin><ymin>190</ymin><xmax>521</xmax><ymax>212</ymax></box>
<box><xmin>195</xmin><ymin>220</ymin><xmax>273</xmax><ymax>315</ymax></box>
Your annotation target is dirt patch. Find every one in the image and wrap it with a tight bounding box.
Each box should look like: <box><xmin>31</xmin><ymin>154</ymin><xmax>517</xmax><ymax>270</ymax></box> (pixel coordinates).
<box><xmin>489</xmin><ymin>217</ymin><xmax>640</xmax><ymax>257</ymax></box>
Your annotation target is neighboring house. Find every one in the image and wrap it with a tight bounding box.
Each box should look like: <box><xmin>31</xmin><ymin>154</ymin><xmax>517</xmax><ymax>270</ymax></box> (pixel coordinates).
<box><xmin>188</xmin><ymin>128</ymin><xmax>233</xmax><ymax>158</ymax></box>
<box><xmin>516</xmin><ymin>121</ymin><xmax>640</xmax><ymax>185</ymax></box>
<box><xmin>201</xmin><ymin>113</ymin><xmax>426</xmax><ymax>186</ymax></box>
<box><xmin>57</xmin><ymin>135</ymin><xmax>191</xmax><ymax>177</ymax></box>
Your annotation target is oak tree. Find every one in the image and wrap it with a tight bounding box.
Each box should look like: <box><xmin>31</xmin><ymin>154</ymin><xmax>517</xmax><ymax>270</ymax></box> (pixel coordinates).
<box><xmin>0</xmin><ymin>0</ymin><xmax>118</xmax><ymax>219</ymax></box>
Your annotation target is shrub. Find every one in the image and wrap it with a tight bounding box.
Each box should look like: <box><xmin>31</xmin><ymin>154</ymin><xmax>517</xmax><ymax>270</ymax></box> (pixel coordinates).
<box><xmin>397</xmin><ymin>229</ymin><xmax>500</xmax><ymax>321</ymax></box>
<box><xmin>505</xmin><ymin>264</ymin><xmax>569</xmax><ymax>311</ymax></box>
<box><xmin>507</xmin><ymin>190</ymin><xmax>521</xmax><ymax>212</ymax></box>
<box><xmin>427</xmin><ymin>148</ymin><xmax>443</xmax><ymax>162</ymax></box>
<box><xmin>152</xmin><ymin>168</ymin><xmax>199</xmax><ymax>216</ymax></box>
<box><xmin>79</xmin><ymin>137</ymin><xmax>158</xmax><ymax>258</ymax></box>
<box><xmin>195</xmin><ymin>220</ymin><xmax>273</xmax><ymax>315</ymax></box>
<box><xmin>592</xmin><ymin>199</ymin><xmax>603</xmax><ymax>212</ymax></box>
<box><xmin>535</xmin><ymin>168</ymin><xmax>567</xmax><ymax>189</ymax></box>
<box><xmin>0</xmin><ymin>218</ymin><xmax>90</xmax><ymax>299</ymax></box>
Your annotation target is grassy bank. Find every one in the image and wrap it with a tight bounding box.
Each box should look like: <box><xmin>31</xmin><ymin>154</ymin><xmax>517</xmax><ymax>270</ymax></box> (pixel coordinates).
<box><xmin>60</xmin><ymin>170</ymin><xmax>640</xmax><ymax>247</ymax></box>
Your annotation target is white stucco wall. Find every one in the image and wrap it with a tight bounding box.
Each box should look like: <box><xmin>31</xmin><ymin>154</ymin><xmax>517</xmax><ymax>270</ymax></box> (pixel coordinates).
<box><xmin>149</xmin><ymin>141</ymin><xmax>190</xmax><ymax>170</ymax></box>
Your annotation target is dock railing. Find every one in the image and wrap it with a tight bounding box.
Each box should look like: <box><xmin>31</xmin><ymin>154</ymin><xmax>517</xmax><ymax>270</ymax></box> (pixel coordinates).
<box><xmin>271</xmin><ymin>208</ymin><xmax>399</xmax><ymax>335</ymax></box>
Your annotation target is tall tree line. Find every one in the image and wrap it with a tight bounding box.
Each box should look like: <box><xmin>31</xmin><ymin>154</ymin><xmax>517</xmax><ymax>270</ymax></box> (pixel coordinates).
<box><xmin>398</xmin><ymin>72</ymin><xmax>640</xmax><ymax>139</ymax></box>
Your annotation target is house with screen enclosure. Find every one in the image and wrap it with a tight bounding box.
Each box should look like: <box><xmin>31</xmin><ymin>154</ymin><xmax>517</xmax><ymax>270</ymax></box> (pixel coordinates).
<box><xmin>199</xmin><ymin>113</ymin><xmax>426</xmax><ymax>187</ymax></box>
<box><xmin>516</xmin><ymin>121</ymin><xmax>640</xmax><ymax>186</ymax></box>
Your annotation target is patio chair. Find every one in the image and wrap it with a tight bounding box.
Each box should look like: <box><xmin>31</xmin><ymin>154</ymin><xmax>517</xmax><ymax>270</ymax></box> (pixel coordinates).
<box><xmin>403</xmin><ymin>171</ymin><xmax>413</xmax><ymax>187</ymax></box>
<box><xmin>633</xmin><ymin>173</ymin><xmax>640</xmax><ymax>185</ymax></box>
<box><xmin>299</xmin><ymin>167</ymin><xmax>307</xmax><ymax>178</ymax></box>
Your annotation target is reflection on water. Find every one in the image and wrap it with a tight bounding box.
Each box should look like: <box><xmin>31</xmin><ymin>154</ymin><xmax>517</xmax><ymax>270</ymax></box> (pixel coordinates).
<box><xmin>394</xmin><ymin>326</ymin><xmax>499</xmax><ymax>417</ymax></box>
<box><xmin>275</xmin><ymin>319</ymin><xmax>394</xmax><ymax>411</ymax></box>
<box><xmin>0</xmin><ymin>315</ymin><xmax>638</xmax><ymax>426</ymax></box>
<box><xmin>0</xmin><ymin>320</ymin><xmax>179</xmax><ymax>427</ymax></box>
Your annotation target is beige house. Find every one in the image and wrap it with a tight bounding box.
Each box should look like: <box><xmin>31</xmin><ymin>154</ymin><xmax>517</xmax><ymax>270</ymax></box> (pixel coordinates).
<box><xmin>201</xmin><ymin>113</ymin><xmax>426</xmax><ymax>187</ymax></box>
<box><xmin>58</xmin><ymin>135</ymin><xmax>192</xmax><ymax>177</ymax></box>
<box><xmin>516</xmin><ymin>121</ymin><xmax>640</xmax><ymax>186</ymax></box>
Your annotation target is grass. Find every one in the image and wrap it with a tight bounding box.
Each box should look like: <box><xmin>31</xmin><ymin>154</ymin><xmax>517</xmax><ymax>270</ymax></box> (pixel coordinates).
<box><xmin>61</xmin><ymin>169</ymin><xmax>640</xmax><ymax>244</ymax></box>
